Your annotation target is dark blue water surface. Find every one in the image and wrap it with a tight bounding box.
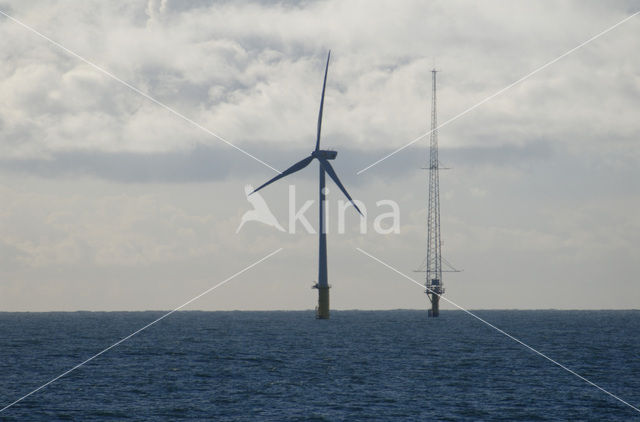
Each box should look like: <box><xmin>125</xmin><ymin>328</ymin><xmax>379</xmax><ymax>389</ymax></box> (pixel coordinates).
<box><xmin>0</xmin><ymin>310</ymin><xmax>638</xmax><ymax>421</ymax></box>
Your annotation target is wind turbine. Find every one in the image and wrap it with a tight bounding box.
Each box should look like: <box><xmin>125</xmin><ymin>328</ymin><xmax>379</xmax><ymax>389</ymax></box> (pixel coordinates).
<box><xmin>251</xmin><ymin>51</ymin><xmax>362</xmax><ymax>319</ymax></box>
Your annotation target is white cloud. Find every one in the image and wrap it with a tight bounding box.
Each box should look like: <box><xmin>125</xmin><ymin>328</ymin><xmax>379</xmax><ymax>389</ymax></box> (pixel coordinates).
<box><xmin>1</xmin><ymin>1</ymin><xmax>637</xmax><ymax>157</ymax></box>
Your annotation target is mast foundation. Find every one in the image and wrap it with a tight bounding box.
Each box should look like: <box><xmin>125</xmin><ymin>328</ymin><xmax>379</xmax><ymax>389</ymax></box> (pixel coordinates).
<box><xmin>427</xmin><ymin>286</ymin><xmax>441</xmax><ymax>317</ymax></box>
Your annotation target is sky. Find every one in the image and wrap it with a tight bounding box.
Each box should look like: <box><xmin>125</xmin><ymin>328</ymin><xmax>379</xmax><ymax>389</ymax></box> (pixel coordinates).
<box><xmin>0</xmin><ymin>0</ymin><xmax>638</xmax><ymax>311</ymax></box>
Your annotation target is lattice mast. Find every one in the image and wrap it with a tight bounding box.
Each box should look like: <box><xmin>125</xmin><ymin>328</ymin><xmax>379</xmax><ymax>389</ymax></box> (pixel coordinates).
<box><xmin>426</xmin><ymin>69</ymin><xmax>444</xmax><ymax>317</ymax></box>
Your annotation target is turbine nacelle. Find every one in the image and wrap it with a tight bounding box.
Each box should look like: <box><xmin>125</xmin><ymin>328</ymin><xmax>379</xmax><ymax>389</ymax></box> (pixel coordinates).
<box><xmin>312</xmin><ymin>150</ymin><xmax>337</xmax><ymax>160</ymax></box>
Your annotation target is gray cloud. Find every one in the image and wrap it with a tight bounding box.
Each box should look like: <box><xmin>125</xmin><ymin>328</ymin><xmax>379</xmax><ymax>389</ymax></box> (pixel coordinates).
<box><xmin>0</xmin><ymin>139</ymin><xmax>556</xmax><ymax>184</ymax></box>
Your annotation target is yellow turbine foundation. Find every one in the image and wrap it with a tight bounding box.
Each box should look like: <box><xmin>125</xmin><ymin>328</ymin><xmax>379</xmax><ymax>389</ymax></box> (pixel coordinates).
<box><xmin>316</xmin><ymin>286</ymin><xmax>330</xmax><ymax>319</ymax></box>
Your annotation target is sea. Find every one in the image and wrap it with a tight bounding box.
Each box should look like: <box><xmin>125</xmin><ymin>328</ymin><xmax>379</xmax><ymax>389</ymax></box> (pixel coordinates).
<box><xmin>0</xmin><ymin>310</ymin><xmax>638</xmax><ymax>421</ymax></box>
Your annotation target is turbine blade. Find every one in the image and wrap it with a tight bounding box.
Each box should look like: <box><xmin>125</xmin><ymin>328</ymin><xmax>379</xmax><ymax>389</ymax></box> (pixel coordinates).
<box><xmin>251</xmin><ymin>156</ymin><xmax>314</xmax><ymax>194</ymax></box>
<box><xmin>315</xmin><ymin>51</ymin><xmax>331</xmax><ymax>152</ymax></box>
<box><xmin>318</xmin><ymin>157</ymin><xmax>363</xmax><ymax>216</ymax></box>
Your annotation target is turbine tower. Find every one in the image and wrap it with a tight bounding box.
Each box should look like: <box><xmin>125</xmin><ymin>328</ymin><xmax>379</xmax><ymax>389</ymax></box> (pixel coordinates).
<box><xmin>252</xmin><ymin>51</ymin><xmax>362</xmax><ymax>319</ymax></box>
<box><xmin>426</xmin><ymin>69</ymin><xmax>444</xmax><ymax>317</ymax></box>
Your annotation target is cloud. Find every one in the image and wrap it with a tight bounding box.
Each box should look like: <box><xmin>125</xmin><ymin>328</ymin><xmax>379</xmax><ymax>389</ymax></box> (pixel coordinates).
<box><xmin>1</xmin><ymin>0</ymin><xmax>638</xmax><ymax>160</ymax></box>
<box><xmin>0</xmin><ymin>139</ymin><xmax>558</xmax><ymax>184</ymax></box>
<box><xmin>0</xmin><ymin>0</ymin><xmax>638</xmax><ymax>310</ymax></box>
